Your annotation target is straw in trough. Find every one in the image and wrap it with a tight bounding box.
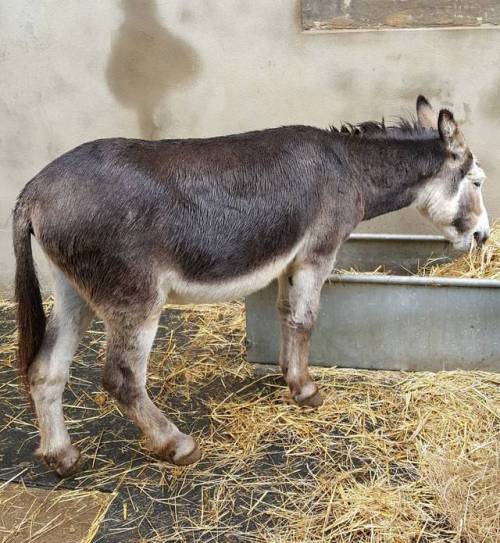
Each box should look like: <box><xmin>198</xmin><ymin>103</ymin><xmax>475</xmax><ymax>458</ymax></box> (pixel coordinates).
<box><xmin>421</xmin><ymin>220</ymin><xmax>500</xmax><ymax>279</ymax></box>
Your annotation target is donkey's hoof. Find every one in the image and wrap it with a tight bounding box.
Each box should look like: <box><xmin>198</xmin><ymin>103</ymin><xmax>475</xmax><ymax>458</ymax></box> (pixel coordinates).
<box><xmin>294</xmin><ymin>388</ymin><xmax>324</xmax><ymax>408</ymax></box>
<box><xmin>43</xmin><ymin>445</ymin><xmax>81</xmax><ymax>477</ymax></box>
<box><xmin>172</xmin><ymin>442</ymin><xmax>202</xmax><ymax>466</ymax></box>
<box><xmin>158</xmin><ymin>435</ymin><xmax>201</xmax><ymax>466</ymax></box>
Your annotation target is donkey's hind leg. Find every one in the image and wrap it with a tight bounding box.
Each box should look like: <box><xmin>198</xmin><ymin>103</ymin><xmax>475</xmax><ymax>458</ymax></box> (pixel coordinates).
<box><xmin>29</xmin><ymin>266</ymin><xmax>94</xmax><ymax>476</ymax></box>
<box><xmin>102</xmin><ymin>311</ymin><xmax>201</xmax><ymax>466</ymax></box>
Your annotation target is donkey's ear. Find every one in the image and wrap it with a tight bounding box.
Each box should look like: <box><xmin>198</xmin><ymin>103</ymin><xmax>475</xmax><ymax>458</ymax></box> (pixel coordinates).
<box><xmin>438</xmin><ymin>109</ymin><xmax>466</xmax><ymax>156</ymax></box>
<box><xmin>416</xmin><ymin>95</ymin><xmax>437</xmax><ymax>129</ymax></box>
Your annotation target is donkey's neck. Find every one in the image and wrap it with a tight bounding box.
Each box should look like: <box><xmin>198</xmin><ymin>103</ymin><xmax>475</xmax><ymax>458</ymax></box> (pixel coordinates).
<box><xmin>344</xmin><ymin>138</ymin><xmax>446</xmax><ymax>221</ymax></box>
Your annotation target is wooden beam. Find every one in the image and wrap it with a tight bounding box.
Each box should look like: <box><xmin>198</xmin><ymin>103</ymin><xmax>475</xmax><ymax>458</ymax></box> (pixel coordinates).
<box><xmin>302</xmin><ymin>0</ymin><xmax>500</xmax><ymax>32</ymax></box>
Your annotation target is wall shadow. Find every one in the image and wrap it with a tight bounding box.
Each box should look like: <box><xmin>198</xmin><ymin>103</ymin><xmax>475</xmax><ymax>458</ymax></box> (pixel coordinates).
<box><xmin>106</xmin><ymin>0</ymin><xmax>200</xmax><ymax>138</ymax></box>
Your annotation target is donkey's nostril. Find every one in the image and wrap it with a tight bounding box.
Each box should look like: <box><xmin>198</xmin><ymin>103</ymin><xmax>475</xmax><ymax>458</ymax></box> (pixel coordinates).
<box><xmin>474</xmin><ymin>231</ymin><xmax>488</xmax><ymax>247</ymax></box>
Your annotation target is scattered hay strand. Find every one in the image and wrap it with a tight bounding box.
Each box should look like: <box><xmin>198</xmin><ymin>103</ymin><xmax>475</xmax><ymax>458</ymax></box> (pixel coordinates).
<box><xmin>421</xmin><ymin>445</ymin><xmax>499</xmax><ymax>542</ymax></box>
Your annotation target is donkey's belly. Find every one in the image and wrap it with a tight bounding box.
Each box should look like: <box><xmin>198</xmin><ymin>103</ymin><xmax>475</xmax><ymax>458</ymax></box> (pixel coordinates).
<box><xmin>164</xmin><ymin>248</ymin><xmax>300</xmax><ymax>304</ymax></box>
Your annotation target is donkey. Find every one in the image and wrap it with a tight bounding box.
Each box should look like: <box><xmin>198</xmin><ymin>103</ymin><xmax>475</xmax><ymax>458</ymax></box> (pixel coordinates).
<box><xmin>13</xmin><ymin>96</ymin><xmax>489</xmax><ymax>476</ymax></box>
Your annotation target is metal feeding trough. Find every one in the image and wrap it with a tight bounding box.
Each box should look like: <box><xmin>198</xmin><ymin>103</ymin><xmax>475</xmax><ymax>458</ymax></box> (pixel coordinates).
<box><xmin>245</xmin><ymin>234</ymin><xmax>500</xmax><ymax>372</ymax></box>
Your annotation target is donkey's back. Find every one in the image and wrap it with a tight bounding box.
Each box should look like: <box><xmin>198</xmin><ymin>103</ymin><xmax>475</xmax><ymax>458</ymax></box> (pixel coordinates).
<box><xmin>20</xmin><ymin>126</ymin><xmax>338</xmax><ymax>304</ymax></box>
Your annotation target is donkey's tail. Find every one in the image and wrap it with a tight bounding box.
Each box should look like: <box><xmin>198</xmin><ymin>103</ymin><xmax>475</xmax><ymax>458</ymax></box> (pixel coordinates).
<box><xmin>13</xmin><ymin>201</ymin><xmax>46</xmax><ymax>391</ymax></box>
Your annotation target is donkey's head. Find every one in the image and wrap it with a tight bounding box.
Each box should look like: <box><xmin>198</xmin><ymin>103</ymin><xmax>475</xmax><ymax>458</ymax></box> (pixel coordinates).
<box><xmin>414</xmin><ymin>96</ymin><xmax>489</xmax><ymax>251</ymax></box>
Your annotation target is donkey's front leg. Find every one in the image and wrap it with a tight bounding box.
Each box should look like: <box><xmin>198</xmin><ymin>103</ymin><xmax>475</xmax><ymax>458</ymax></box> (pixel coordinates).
<box><xmin>277</xmin><ymin>260</ymin><xmax>331</xmax><ymax>408</ymax></box>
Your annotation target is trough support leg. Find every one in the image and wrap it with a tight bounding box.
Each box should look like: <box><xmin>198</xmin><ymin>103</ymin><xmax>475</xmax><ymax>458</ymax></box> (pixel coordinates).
<box><xmin>277</xmin><ymin>262</ymin><xmax>330</xmax><ymax>408</ymax></box>
<box><xmin>102</xmin><ymin>312</ymin><xmax>201</xmax><ymax>466</ymax></box>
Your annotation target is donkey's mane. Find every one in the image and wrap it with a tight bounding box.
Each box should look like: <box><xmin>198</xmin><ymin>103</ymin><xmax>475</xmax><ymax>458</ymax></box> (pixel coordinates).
<box><xmin>329</xmin><ymin>116</ymin><xmax>438</xmax><ymax>141</ymax></box>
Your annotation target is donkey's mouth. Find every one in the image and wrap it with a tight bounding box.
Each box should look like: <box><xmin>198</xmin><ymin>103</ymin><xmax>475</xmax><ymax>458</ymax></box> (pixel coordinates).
<box><xmin>452</xmin><ymin>235</ymin><xmax>475</xmax><ymax>252</ymax></box>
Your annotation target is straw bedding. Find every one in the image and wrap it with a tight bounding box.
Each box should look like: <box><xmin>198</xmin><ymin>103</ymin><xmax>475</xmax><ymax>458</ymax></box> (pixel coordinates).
<box><xmin>0</xmin><ymin>298</ymin><xmax>498</xmax><ymax>542</ymax></box>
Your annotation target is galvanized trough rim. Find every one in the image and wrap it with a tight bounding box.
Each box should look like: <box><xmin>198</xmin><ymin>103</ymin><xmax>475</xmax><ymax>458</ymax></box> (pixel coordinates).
<box><xmin>332</xmin><ymin>233</ymin><xmax>500</xmax><ymax>288</ymax></box>
<box><xmin>328</xmin><ymin>273</ymin><xmax>500</xmax><ymax>288</ymax></box>
<box><xmin>348</xmin><ymin>233</ymin><xmax>449</xmax><ymax>242</ymax></box>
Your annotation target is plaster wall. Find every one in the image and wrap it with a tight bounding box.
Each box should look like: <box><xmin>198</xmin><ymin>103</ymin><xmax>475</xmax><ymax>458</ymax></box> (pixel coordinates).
<box><xmin>1</xmin><ymin>0</ymin><xmax>498</xmax><ymax>291</ymax></box>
